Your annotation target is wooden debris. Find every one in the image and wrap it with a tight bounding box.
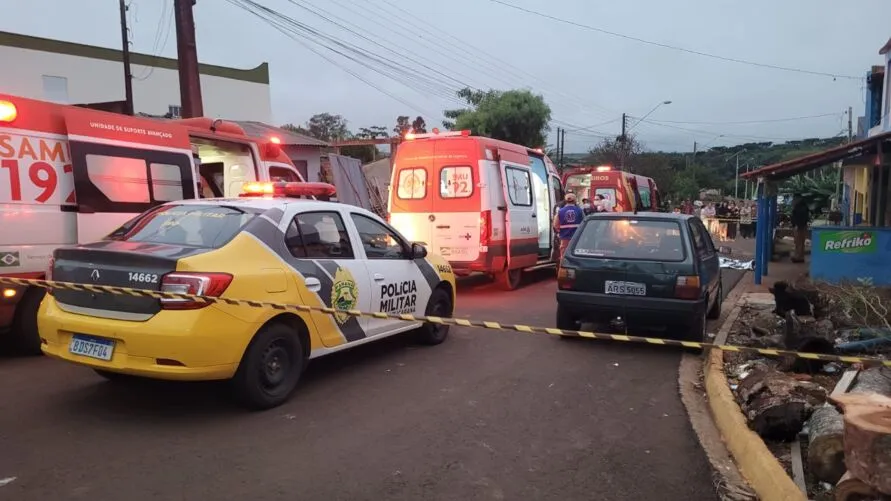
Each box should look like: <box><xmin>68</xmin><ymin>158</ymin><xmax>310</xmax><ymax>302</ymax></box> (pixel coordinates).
<box><xmin>834</xmin><ymin>470</ymin><xmax>882</xmax><ymax>501</ymax></box>
<box><xmin>832</xmin><ymin>392</ymin><xmax>891</xmax><ymax>495</ymax></box>
<box><xmin>809</xmin><ymin>369</ymin><xmax>891</xmax><ymax>484</ymax></box>
<box><xmin>791</xmin><ymin>437</ymin><xmax>808</xmax><ymax>494</ymax></box>
<box><xmin>737</xmin><ymin>363</ymin><xmax>828</xmax><ymax>441</ymax></box>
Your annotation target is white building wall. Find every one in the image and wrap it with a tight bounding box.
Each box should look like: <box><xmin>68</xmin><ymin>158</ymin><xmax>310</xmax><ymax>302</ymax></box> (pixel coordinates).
<box><xmin>0</xmin><ymin>45</ymin><xmax>272</xmax><ymax>122</ymax></box>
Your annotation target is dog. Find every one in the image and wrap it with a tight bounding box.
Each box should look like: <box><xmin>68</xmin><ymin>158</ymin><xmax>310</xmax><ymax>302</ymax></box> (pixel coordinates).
<box><xmin>769</xmin><ymin>281</ymin><xmax>813</xmax><ymax>317</ymax></box>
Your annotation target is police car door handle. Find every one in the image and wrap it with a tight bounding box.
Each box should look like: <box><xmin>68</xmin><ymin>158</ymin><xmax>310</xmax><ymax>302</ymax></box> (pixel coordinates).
<box><xmin>373</xmin><ymin>274</ymin><xmax>385</xmax><ymax>282</ymax></box>
<box><xmin>305</xmin><ymin>277</ymin><xmax>321</xmax><ymax>292</ymax></box>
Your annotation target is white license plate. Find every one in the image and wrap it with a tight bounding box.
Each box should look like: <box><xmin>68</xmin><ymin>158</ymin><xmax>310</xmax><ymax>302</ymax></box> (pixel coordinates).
<box><xmin>69</xmin><ymin>335</ymin><xmax>115</xmax><ymax>361</ymax></box>
<box><xmin>604</xmin><ymin>281</ymin><xmax>647</xmax><ymax>296</ymax></box>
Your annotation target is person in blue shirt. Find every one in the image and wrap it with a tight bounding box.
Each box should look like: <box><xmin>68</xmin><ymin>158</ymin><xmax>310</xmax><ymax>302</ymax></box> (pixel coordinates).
<box><xmin>553</xmin><ymin>193</ymin><xmax>585</xmax><ymax>263</ymax></box>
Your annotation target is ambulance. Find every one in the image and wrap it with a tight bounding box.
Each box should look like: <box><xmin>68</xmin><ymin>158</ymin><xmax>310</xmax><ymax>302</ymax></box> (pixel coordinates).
<box><xmin>562</xmin><ymin>165</ymin><xmax>663</xmax><ymax>212</ymax></box>
<box><xmin>0</xmin><ymin>93</ymin><xmax>306</xmax><ymax>354</ymax></box>
<box><xmin>388</xmin><ymin>130</ymin><xmax>564</xmax><ymax>290</ymax></box>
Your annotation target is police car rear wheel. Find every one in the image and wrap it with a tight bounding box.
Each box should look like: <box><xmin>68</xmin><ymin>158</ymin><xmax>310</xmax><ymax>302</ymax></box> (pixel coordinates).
<box><xmin>415</xmin><ymin>288</ymin><xmax>452</xmax><ymax>346</ymax></box>
<box><xmin>233</xmin><ymin>323</ymin><xmax>305</xmax><ymax>410</ymax></box>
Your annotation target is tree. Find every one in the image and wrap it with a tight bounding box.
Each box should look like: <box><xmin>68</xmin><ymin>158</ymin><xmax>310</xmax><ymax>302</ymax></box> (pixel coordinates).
<box><xmin>304</xmin><ymin>113</ymin><xmax>350</xmax><ymax>142</ymax></box>
<box><xmin>444</xmin><ymin>87</ymin><xmax>551</xmax><ymax>148</ymax></box>
<box><xmin>356</xmin><ymin>125</ymin><xmax>389</xmax><ymax>139</ymax></box>
<box><xmin>583</xmin><ymin>134</ymin><xmax>644</xmax><ymax>167</ymax></box>
<box><xmin>281</xmin><ymin>123</ymin><xmax>311</xmax><ymax>136</ymax></box>
<box><xmin>393</xmin><ymin>115</ymin><xmax>427</xmax><ymax>136</ymax></box>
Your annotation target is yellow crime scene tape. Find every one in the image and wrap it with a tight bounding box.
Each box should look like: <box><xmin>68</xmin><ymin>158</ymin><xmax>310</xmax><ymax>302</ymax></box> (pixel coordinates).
<box><xmin>2</xmin><ymin>276</ymin><xmax>889</xmax><ymax>368</ymax></box>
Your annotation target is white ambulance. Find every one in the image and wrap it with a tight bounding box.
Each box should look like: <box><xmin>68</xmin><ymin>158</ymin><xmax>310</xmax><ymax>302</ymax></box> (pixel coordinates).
<box><xmin>0</xmin><ymin>93</ymin><xmax>306</xmax><ymax>354</ymax></box>
<box><xmin>388</xmin><ymin>130</ymin><xmax>564</xmax><ymax>290</ymax></box>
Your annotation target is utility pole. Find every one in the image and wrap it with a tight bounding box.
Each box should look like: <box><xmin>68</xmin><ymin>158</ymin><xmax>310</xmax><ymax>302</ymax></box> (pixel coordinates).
<box><xmin>174</xmin><ymin>0</ymin><xmax>204</xmax><ymax>118</ymax></box>
<box><xmin>848</xmin><ymin>106</ymin><xmax>853</xmax><ymax>142</ymax></box>
<box><xmin>555</xmin><ymin>127</ymin><xmax>562</xmax><ymax>167</ymax></box>
<box><xmin>619</xmin><ymin>113</ymin><xmax>627</xmax><ymax>170</ymax></box>
<box><xmin>559</xmin><ymin>127</ymin><xmax>565</xmax><ymax>168</ymax></box>
<box><xmin>118</xmin><ymin>0</ymin><xmax>134</xmax><ymax>115</ymax></box>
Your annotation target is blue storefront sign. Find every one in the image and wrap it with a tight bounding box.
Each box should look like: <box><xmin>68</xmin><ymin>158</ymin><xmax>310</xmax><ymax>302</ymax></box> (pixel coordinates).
<box><xmin>810</xmin><ymin>226</ymin><xmax>891</xmax><ymax>286</ymax></box>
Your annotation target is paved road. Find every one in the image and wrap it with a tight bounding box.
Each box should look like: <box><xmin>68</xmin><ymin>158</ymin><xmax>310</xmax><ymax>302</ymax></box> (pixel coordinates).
<box><xmin>0</xmin><ymin>269</ymin><xmax>743</xmax><ymax>501</ymax></box>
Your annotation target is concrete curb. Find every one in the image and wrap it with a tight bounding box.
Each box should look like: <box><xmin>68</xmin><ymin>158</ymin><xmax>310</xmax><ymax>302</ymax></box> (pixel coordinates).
<box><xmin>704</xmin><ymin>281</ymin><xmax>807</xmax><ymax>501</ymax></box>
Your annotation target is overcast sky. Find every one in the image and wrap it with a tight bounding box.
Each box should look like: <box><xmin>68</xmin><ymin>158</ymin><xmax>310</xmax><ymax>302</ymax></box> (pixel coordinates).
<box><xmin>3</xmin><ymin>0</ymin><xmax>890</xmax><ymax>153</ymax></box>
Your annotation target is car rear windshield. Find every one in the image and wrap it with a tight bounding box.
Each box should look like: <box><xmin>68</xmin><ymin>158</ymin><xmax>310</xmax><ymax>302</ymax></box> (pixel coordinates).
<box><xmin>105</xmin><ymin>204</ymin><xmax>261</xmax><ymax>248</ymax></box>
<box><xmin>572</xmin><ymin>218</ymin><xmax>685</xmax><ymax>261</ymax></box>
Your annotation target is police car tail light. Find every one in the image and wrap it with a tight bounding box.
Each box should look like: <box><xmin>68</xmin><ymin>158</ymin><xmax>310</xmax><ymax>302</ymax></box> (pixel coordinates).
<box><xmin>674</xmin><ymin>275</ymin><xmax>701</xmax><ymax>300</ymax></box>
<box><xmin>160</xmin><ymin>272</ymin><xmax>233</xmax><ymax>310</ymax></box>
<box><xmin>479</xmin><ymin>210</ymin><xmax>492</xmax><ymax>246</ymax></box>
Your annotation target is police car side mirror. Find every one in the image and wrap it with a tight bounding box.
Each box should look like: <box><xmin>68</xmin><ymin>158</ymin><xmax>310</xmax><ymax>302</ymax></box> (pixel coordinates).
<box><xmin>410</xmin><ymin>242</ymin><xmax>428</xmax><ymax>259</ymax></box>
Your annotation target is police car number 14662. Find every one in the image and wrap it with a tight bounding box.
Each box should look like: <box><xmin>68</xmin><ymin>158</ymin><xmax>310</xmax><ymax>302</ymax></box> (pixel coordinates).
<box><xmin>129</xmin><ymin>272</ymin><xmax>159</xmax><ymax>284</ymax></box>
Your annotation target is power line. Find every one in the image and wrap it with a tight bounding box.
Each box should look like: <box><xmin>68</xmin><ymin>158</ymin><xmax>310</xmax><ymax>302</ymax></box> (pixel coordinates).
<box><xmin>646</xmin><ymin>112</ymin><xmax>844</xmax><ymax>126</ymax></box>
<box><xmin>225</xmin><ymin>0</ymin><xmax>444</xmax><ymax>119</ymax></box>
<box><xmin>485</xmin><ymin>0</ymin><xmax>862</xmax><ymax>81</ymax></box>
<box><xmin>629</xmin><ymin>117</ymin><xmax>835</xmax><ymax>142</ymax></box>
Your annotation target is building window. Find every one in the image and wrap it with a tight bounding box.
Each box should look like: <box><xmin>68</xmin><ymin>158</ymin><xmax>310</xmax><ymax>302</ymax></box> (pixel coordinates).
<box><xmin>42</xmin><ymin>76</ymin><xmax>69</xmax><ymax>103</ymax></box>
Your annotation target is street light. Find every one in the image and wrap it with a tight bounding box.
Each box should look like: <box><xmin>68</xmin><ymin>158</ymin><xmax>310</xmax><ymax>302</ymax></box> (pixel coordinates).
<box><xmin>627</xmin><ymin>100</ymin><xmax>672</xmax><ymax>131</ymax></box>
<box><xmin>725</xmin><ymin>149</ymin><xmax>748</xmax><ymax>199</ymax></box>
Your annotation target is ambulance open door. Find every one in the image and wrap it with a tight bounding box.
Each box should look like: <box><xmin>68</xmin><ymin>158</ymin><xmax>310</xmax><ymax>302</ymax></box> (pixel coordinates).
<box><xmin>63</xmin><ymin>110</ymin><xmax>196</xmax><ymax>243</ymax></box>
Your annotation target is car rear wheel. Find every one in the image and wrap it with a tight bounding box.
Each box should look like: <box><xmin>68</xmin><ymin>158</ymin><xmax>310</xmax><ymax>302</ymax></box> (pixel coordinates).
<box><xmin>707</xmin><ymin>279</ymin><xmax>723</xmax><ymax>320</ymax></box>
<box><xmin>556</xmin><ymin>304</ymin><xmax>579</xmax><ymax>335</ymax></box>
<box><xmin>415</xmin><ymin>287</ymin><xmax>453</xmax><ymax>345</ymax></box>
<box><xmin>232</xmin><ymin>322</ymin><xmax>305</xmax><ymax>410</ymax></box>
<box><xmin>684</xmin><ymin>309</ymin><xmax>708</xmax><ymax>349</ymax></box>
<box><xmin>495</xmin><ymin>268</ymin><xmax>523</xmax><ymax>291</ymax></box>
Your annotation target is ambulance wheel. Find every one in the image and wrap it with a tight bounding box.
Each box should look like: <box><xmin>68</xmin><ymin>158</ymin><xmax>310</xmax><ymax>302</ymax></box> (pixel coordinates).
<box><xmin>11</xmin><ymin>287</ymin><xmax>45</xmax><ymax>356</ymax></box>
<box><xmin>495</xmin><ymin>268</ymin><xmax>523</xmax><ymax>291</ymax></box>
<box><xmin>415</xmin><ymin>287</ymin><xmax>453</xmax><ymax>346</ymax></box>
<box><xmin>232</xmin><ymin>322</ymin><xmax>305</xmax><ymax>410</ymax></box>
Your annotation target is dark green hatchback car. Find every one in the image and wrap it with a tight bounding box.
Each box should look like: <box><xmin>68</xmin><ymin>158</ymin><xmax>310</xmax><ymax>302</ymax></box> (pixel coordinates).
<box><xmin>555</xmin><ymin>213</ymin><xmax>724</xmax><ymax>341</ymax></box>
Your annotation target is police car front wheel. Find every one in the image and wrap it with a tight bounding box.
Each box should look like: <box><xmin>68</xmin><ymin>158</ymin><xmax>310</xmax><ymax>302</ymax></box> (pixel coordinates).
<box><xmin>414</xmin><ymin>287</ymin><xmax>453</xmax><ymax>346</ymax></box>
<box><xmin>233</xmin><ymin>322</ymin><xmax>306</xmax><ymax>410</ymax></box>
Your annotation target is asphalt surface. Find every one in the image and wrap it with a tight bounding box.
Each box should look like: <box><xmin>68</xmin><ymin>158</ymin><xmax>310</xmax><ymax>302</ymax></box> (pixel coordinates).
<box><xmin>0</xmin><ymin>268</ymin><xmax>744</xmax><ymax>501</ymax></box>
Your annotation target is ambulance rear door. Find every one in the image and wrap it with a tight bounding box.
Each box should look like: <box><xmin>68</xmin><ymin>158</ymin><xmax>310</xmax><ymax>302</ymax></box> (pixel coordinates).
<box><xmin>63</xmin><ymin>109</ymin><xmax>196</xmax><ymax>243</ymax></box>
<box><xmin>388</xmin><ymin>145</ymin><xmax>434</xmax><ymax>249</ymax></box>
<box><xmin>428</xmin><ymin>138</ymin><xmax>480</xmax><ymax>263</ymax></box>
<box><xmin>496</xmin><ymin>149</ymin><xmax>537</xmax><ymax>270</ymax></box>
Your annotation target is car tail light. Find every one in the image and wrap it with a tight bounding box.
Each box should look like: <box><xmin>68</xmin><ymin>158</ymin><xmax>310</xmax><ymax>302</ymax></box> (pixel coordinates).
<box><xmin>160</xmin><ymin>272</ymin><xmax>233</xmax><ymax>310</ymax></box>
<box><xmin>557</xmin><ymin>267</ymin><xmax>575</xmax><ymax>290</ymax></box>
<box><xmin>480</xmin><ymin>210</ymin><xmax>492</xmax><ymax>246</ymax></box>
<box><xmin>675</xmin><ymin>275</ymin><xmax>701</xmax><ymax>299</ymax></box>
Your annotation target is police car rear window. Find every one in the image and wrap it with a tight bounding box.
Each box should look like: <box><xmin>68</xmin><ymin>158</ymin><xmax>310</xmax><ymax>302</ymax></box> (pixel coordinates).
<box><xmin>106</xmin><ymin>204</ymin><xmax>261</xmax><ymax>248</ymax></box>
<box><xmin>572</xmin><ymin>219</ymin><xmax>685</xmax><ymax>262</ymax></box>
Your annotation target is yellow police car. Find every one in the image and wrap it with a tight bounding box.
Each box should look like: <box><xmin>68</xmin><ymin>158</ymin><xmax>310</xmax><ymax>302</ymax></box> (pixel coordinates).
<box><xmin>37</xmin><ymin>182</ymin><xmax>456</xmax><ymax>409</ymax></box>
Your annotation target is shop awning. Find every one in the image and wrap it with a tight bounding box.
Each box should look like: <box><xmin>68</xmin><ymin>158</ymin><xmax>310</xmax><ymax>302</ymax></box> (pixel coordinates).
<box><xmin>740</xmin><ymin>130</ymin><xmax>891</xmax><ymax>181</ymax></box>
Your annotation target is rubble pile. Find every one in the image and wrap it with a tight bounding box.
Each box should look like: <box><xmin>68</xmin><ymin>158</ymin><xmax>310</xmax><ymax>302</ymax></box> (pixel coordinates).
<box><xmin>724</xmin><ymin>280</ymin><xmax>891</xmax><ymax>501</ymax></box>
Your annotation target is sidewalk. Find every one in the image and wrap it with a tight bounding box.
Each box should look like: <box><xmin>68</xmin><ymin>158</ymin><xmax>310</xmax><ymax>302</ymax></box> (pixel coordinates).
<box><xmin>718</xmin><ymin>234</ymin><xmax>809</xmax><ymax>294</ymax></box>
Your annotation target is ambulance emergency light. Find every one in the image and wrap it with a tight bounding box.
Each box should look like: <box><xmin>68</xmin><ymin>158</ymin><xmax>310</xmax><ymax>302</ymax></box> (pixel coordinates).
<box><xmin>404</xmin><ymin>129</ymin><xmax>471</xmax><ymax>140</ymax></box>
<box><xmin>0</xmin><ymin>100</ymin><xmax>17</xmax><ymax>122</ymax></box>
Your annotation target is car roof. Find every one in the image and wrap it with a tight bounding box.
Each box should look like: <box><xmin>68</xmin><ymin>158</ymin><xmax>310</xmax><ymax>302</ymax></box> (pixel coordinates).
<box><xmin>586</xmin><ymin>211</ymin><xmax>694</xmax><ymax>222</ymax></box>
<box><xmin>164</xmin><ymin>197</ymin><xmax>382</xmax><ymax>218</ymax></box>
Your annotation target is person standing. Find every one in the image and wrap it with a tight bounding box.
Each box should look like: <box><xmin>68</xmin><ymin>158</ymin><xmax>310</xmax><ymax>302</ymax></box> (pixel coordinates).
<box><xmin>791</xmin><ymin>196</ymin><xmax>810</xmax><ymax>263</ymax></box>
<box><xmin>739</xmin><ymin>202</ymin><xmax>753</xmax><ymax>238</ymax></box>
<box><xmin>553</xmin><ymin>193</ymin><xmax>584</xmax><ymax>264</ymax></box>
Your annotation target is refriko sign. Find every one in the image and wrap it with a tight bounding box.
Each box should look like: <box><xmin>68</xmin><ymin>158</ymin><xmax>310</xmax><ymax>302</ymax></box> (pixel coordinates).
<box><xmin>819</xmin><ymin>230</ymin><xmax>877</xmax><ymax>254</ymax></box>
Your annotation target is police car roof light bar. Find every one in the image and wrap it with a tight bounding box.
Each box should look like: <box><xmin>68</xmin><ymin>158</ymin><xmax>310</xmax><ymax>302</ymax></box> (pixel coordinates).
<box><xmin>239</xmin><ymin>181</ymin><xmax>337</xmax><ymax>198</ymax></box>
